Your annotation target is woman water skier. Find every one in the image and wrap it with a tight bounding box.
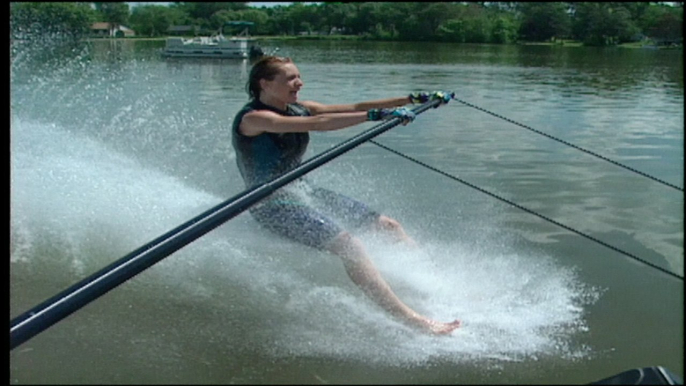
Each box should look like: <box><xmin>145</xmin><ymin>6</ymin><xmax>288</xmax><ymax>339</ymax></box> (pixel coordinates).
<box><xmin>231</xmin><ymin>56</ymin><xmax>460</xmax><ymax>335</ymax></box>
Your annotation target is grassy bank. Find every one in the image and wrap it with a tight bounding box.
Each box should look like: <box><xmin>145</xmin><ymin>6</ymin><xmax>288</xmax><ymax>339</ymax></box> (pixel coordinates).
<box><xmin>255</xmin><ymin>34</ymin><xmax>361</xmax><ymax>41</ymax></box>
<box><xmin>515</xmin><ymin>38</ymin><xmax>681</xmax><ymax>49</ymax></box>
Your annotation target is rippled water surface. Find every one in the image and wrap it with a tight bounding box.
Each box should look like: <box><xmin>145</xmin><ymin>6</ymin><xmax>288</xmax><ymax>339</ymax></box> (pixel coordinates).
<box><xmin>10</xmin><ymin>39</ymin><xmax>683</xmax><ymax>384</ymax></box>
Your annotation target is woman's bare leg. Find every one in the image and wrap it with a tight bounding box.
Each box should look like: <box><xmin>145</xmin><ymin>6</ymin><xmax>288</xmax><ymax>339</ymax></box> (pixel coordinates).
<box><xmin>326</xmin><ymin>231</ymin><xmax>460</xmax><ymax>335</ymax></box>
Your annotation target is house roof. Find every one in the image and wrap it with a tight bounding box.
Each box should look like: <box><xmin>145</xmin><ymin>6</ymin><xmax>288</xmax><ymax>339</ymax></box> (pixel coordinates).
<box><xmin>91</xmin><ymin>22</ymin><xmax>111</xmax><ymax>30</ymax></box>
<box><xmin>90</xmin><ymin>22</ymin><xmax>135</xmax><ymax>33</ymax></box>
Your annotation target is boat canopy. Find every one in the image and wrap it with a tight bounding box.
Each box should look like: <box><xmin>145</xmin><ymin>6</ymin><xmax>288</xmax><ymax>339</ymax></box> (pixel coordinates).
<box><xmin>225</xmin><ymin>21</ymin><xmax>255</xmax><ymax>27</ymax></box>
<box><xmin>223</xmin><ymin>21</ymin><xmax>255</xmax><ymax>37</ymax></box>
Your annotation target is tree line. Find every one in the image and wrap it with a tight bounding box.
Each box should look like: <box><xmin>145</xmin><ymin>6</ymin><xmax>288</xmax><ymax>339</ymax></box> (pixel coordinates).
<box><xmin>10</xmin><ymin>2</ymin><xmax>683</xmax><ymax>46</ymax></box>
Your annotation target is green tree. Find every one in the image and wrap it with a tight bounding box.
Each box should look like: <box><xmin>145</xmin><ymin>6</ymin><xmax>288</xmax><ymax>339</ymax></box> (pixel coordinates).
<box><xmin>388</xmin><ymin>3</ymin><xmax>427</xmax><ymax>40</ymax></box>
<box><xmin>437</xmin><ymin>19</ymin><xmax>468</xmax><ymax>43</ymax></box>
<box><xmin>621</xmin><ymin>2</ymin><xmax>651</xmax><ymax>25</ymax></box>
<box><xmin>169</xmin><ymin>2</ymin><xmax>248</xmax><ymax>33</ymax></box>
<box><xmin>264</xmin><ymin>5</ymin><xmax>296</xmax><ymax>35</ymax></box>
<box><xmin>347</xmin><ymin>2</ymin><xmax>383</xmax><ymax>36</ymax></box>
<box><xmin>93</xmin><ymin>2</ymin><xmax>130</xmax><ymax>26</ymax></box>
<box><xmin>373</xmin><ymin>2</ymin><xmax>411</xmax><ymax>39</ymax></box>
<box><xmin>463</xmin><ymin>14</ymin><xmax>491</xmax><ymax>43</ymax></box>
<box><xmin>233</xmin><ymin>9</ymin><xmax>270</xmax><ymax>35</ymax></box>
<box><xmin>641</xmin><ymin>3</ymin><xmax>683</xmax><ymax>43</ymax></box>
<box><xmin>129</xmin><ymin>5</ymin><xmax>186</xmax><ymax>37</ymax></box>
<box><xmin>610</xmin><ymin>5</ymin><xmax>641</xmax><ymax>43</ymax></box>
<box><xmin>491</xmin><ymin>15</ymin><xmax>519</xmax><ymax>44</ymax></box>
<box><xmin>417</xmin><ymin>3</ymin><xmax>459</xmax><ymax>40</ymax></box>
<box><xmin>318</xmin><ymin>2</ymin><xmax>356</xmax><ymax>34</ymax></box>
<box><xmin>11</xmin><ymin>2</ymin><xmax>96</xmax><ymax>40</ymax></box>
<box><xmin>571</xmin><ymin>3</ymin><xmax>643</xmax><ymax>46</ymax></box>
<box><xmin>209</xmin><ymin>10</ymin><xmax>236</xmax><ymax>31</ymax></box>
<box><xmin>171</xmin><ymin>2</ymin><xmax>248</xmax><ymax>20</ymax></box>
<box><xmin>437</xmin><ymin>3</ymin><xmax>507</xmax><ymax>43</ymax></box>
<box><xmin>287</xmin><ymin>2</ymin><xmax>325</xmax><ymax>34</ymax></box>
<box><xmin>517</xmin><ymin>2</ymin><xmax>571</xmax><ymax>42</ymax></box>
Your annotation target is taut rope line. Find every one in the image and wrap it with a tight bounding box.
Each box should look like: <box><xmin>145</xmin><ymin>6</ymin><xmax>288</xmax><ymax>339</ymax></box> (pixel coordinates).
<box><xmin>369</xmin><ymin>139</ymin><xmax>683</xmax><ymax>281</ymax></box>
<box><xmin>452</xmin><ymin>97</ymin><xmax>683</xmax><ymax>192</ymax></box>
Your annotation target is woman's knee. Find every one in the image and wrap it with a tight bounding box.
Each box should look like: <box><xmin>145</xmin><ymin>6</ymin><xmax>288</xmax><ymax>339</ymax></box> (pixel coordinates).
<box><xmin>375</xmin><ymin>215</ymin><xmax>403</xmax><ymax>232</ymax></box>
<box><xmin>373</xmin><ymin>215</ymin><xmax>415</xmax><ymax>245</ymax></box>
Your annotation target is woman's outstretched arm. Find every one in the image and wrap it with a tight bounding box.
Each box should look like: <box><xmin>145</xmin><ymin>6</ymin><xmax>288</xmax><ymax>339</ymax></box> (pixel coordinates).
<box><xmin>301</xmin><ymin>96</ymin><xmax>410</xmax><ymax>115</ymax></box>
<box><xmin>239</xmin><ymin>110</ymin><xmax>369</xmax><ymax>136</ymax></box>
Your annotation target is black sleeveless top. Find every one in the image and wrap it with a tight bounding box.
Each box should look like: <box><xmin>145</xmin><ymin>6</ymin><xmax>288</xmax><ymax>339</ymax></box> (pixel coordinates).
<box><xmin>231</xmin><ymin>99</ymin><xmax>311</xmax><ymax>188</ymax></box>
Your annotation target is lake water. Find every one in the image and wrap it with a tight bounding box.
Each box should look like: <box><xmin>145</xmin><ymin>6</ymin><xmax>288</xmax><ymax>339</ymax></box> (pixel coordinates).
<box><xmin>10</xmin><ymin>39</ymin><xmax>683</xmax><ymax>384</ymax></box>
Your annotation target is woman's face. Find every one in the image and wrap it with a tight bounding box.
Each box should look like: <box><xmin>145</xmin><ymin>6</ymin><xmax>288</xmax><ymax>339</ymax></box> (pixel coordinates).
<box><xmin>260</xmin><ymin>62</ymin><xmax>304</xmax><ymax>106</ymax></box>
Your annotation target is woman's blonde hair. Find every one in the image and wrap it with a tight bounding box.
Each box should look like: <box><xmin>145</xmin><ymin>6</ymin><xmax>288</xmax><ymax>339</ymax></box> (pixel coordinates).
<box><xmin>246</xmin><ymin>56</ymin><xmax>293</xmax><ymax>99</ymax></box>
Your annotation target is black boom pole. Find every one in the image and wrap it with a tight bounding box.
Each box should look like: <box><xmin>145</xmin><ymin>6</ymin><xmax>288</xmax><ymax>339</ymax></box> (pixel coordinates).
<box><xmin>10</xmin><ymin>98</ymin><xmax>443</xmax><ymax>350</ymax></box>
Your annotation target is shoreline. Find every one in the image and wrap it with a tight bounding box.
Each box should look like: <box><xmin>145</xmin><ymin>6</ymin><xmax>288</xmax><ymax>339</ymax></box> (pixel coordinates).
<box><xmin>86</xmin><ymin>36</ymin><xmax>681</xmax><ymax>49</ymax></box>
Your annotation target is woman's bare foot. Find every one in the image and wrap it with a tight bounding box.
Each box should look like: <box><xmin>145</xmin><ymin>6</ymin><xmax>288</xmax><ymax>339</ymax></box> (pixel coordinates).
<box><xmin>406</xmin><ymin>317</ymin><xmax>461</xmax><ymax>335</ymax></box>
<box><xmin>426</xmin><ymin>319</ymin><xmax>461</xmax><ymax>335</ymax></box>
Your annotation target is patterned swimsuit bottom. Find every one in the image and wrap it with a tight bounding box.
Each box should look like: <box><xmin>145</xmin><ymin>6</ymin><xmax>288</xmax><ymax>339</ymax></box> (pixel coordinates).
<box><xmin>249</xmin><ymin>179</ymin><xmax>380</xmax><ymax>249</ymax></box>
